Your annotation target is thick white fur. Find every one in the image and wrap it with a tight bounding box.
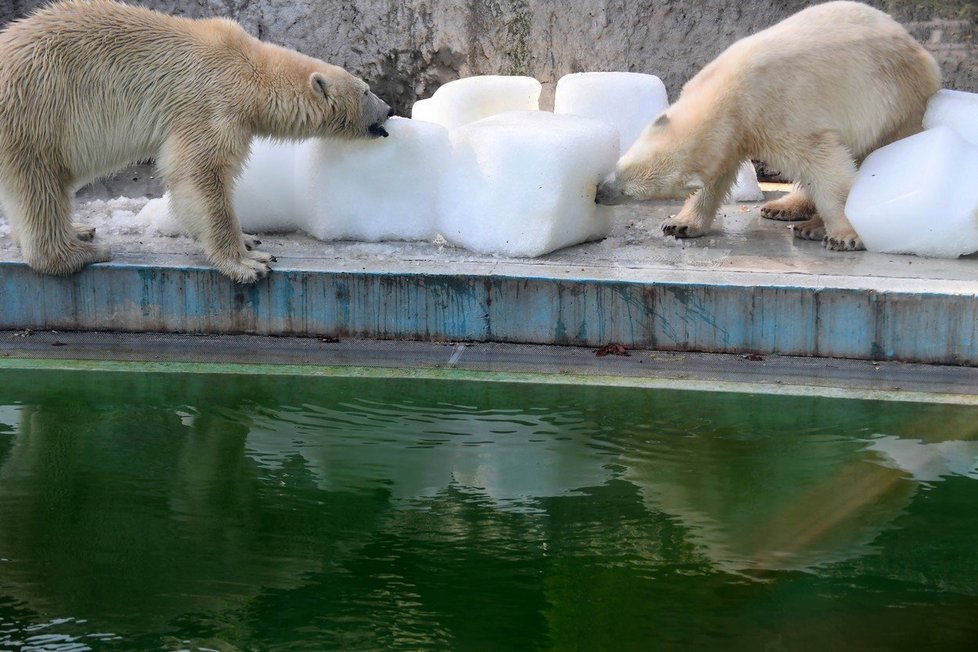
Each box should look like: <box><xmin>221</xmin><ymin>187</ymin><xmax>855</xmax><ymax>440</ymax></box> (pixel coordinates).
<box><xmin>0</xmin><ymin>0</ymin><xmax>391</xmax><ymax>282</ymax></box>
<box><xmin>596</xmin><ymin>1</ymin><xmax>941</xmax><ymax>251</ymax></box>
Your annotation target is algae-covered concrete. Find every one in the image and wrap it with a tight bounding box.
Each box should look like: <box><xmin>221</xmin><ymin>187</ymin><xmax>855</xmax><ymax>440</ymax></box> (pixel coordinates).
<box><xmin>4</xmin><ymin>333</ymin><xmax>978</xmax><ymax>403</ymax></box>
<box><xmin>1</xmin><ymin>1</ymin><xmax>975</xmax><ymax>112</ymax></box>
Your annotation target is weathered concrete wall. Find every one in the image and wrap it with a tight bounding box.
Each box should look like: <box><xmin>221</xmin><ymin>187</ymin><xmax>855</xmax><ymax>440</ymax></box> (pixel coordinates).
<box><xmin>2</xmin><ymin>1</ymin><xmax>976</xmax><ymax>113</ymax></box>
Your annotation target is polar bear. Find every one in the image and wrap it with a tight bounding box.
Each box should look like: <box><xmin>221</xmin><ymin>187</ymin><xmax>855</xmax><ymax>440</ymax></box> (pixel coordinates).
<box><xmin>595</xmin><ymin>1</ymin><xmax>940</xmax><ymax>251</ymax></box>
<box><xmin>0</xmin><ymin>0</ymin><xmax>392</xmax><ymax>283</ymax></box>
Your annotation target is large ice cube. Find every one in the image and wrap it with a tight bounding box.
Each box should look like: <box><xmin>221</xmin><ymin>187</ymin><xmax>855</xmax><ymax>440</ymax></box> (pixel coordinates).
<box><xmin>232</xmin><ymin>138</ymin><xmax>303</xmax><ymax>233</ymax></box>
<box><xmin>846</xmin><ymin>126</ymin><xmax>978</xmax><ymax>257</ymax></box>
<box><xmin>409</xmin><ymin>75</ymin><xmax>542</xmax><ymax>130</ymax></box>
<box><xmin>553</xmin><ymin>71</ymin><xmax>668</xmax><ymax>153</ymax></box>
<box><xmin>923</xmin><ymin>89</ymin><xmax>978</xmax><ymax>145</ymax></box>
<box><xmin>139</xmin><ymin>138</ymin><xmax>305</xmax><ymax>237</ymax></box>
<box><xmin>554</xmin><ymin>72</ymin><xmax>761</xmax><ymax>202</ymax></box>
<box><xmin>409</xmin><ymin>98</ymin><xmax>440</xmax><ymax>124</ymax></box>
<box><xmin>296</xmin><ymin>117</ymin><xmax>449</xmax><ymax>241</ymax></box>
<box><xmin>436</xmin><ymin>111</ymin><xmax>618</xmax><ymax>257</ymax></box>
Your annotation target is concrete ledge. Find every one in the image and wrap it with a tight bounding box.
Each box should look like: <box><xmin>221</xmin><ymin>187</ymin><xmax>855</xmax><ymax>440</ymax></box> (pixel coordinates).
<box><xmin>2</xmin><ymin>254</ymin><xmax>977</xmax><ymax>364</ymax></box>
<box><xmin>3</xmin><ymin>331</ymin><xmax>978</xmax><ymax>404</ymax></box>
<box><xmin>3</xmin><ymin>200</ymin><xmax>977</xmax><ymax>365</ymax></box>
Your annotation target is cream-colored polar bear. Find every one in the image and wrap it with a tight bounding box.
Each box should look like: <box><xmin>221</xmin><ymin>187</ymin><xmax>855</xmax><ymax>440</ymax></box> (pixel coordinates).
<box><xmin>0</xmin><ymin>0</ymin><xmax>392</xmax><ymax>282</ymax></box>
<box><xmin>595</xmin><ymin>1</ymin><xmax>940</xmax><ymax>251</ymax></box>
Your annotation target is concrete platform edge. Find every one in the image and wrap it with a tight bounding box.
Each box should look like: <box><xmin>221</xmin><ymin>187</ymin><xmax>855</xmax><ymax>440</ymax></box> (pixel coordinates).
<box><xmin>1</xmin><ymin>261</ymin><xmax>976</xmax><ymax>365</ymax></box>
<box><xmin>3</xmin><ymin>331</ymin><xmax>978</xmax><ymax>404</ymax></box>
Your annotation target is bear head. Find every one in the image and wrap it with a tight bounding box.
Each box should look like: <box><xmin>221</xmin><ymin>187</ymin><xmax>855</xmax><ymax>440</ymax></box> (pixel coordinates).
<box><xmin>595</xmin><ymin>113</ymin><xmax>704</xmax><ymax>205</ymax></box>
<box><xmin>256</xmin><ymin>49</ymin><xmax>393</xmax><ymax>141</ymax></box>
<box><xmin>306</xmin><ymin>65</ymin><xmax>393</xmax><ymax>139</ymax></box>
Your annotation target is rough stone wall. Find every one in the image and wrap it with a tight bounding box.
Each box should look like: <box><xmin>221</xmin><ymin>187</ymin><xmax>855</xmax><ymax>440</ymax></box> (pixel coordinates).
<box><xmin>2</xmin><ymin>0</ymin><xmax>976</xmax><ymax>113</ymax></box>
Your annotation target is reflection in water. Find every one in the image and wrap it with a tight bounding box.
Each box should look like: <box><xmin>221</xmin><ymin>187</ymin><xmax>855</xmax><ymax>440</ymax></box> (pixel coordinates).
<box><xmin>1</xmin><ymin>369</ymin><xmax>978</xmax><ymax>650</ymax></box>
<box><xmin>243</xmin><ymin>397</ymin><xmax>613</xmax><ymax>509</ymax></box>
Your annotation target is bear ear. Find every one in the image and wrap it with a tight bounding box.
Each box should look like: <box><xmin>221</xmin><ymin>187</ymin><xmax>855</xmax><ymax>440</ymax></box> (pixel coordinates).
<box><xmin>652</xmin><ymin>113</ymin><xmax>670</xmax><ymax>129</ymax></box>
<box><xmin>310</xmin><ymin>72</ymin><xmax>335</xmax><ymax>104</ymax></box>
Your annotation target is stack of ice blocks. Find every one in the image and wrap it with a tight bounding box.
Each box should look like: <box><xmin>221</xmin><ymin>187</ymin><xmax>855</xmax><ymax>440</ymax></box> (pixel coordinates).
<box><xmin>436</xmin><ymin>110</ymin><xmax>618</xmax><ymax>256</ymax></box>
<box><xmin>427</xmin><ymin>75</ymin><xmax>619</xmax><ymax>256</ymax></box>
<box><xmin>145</xmin><ymin>73</ymin><xmax>772</xmax><ymax>258</ymax></box>
<box><xmin>295</xmin><ymin>118</ymin><xmax>449</xmax><ymax>242</ymax></box>
<box><xmin>846</xmin><ymin>89</ymin><xmax>978</xmax><ymax>257</ymax></box>
<box><xmin>410</xmin><ymin>75</ymin><xmax>542</xmax><ymax>130</ymax></box>
<box><xmin>554</xmin><ymin>71</ymin><xmax>763</xmax><ymax>202</ymax></box>
<box><xmin>142</xmin><ymin>120</ymin><xmax>449</xmax><ymax>243</ymax></box>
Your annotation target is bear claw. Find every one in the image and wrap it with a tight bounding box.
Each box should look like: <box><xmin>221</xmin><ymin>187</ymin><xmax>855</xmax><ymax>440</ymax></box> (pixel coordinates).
<box><xmin>662</xmin><ymin>220</ymin><xmax>703</xmax><ymax>238</ymax></box>
<box><xmin>663</xmin><ymin>224</ymin><xmax>690</xmax><ymax>237</ymax></box>
<box><xmin>823</xmin><ymin>234</ymin><xmax>865</xmax><ymax>251</ymax></box>
<box><xmin>760</xmin><ymin>207</ymin><xmax>810</xmax><ymax>222</ymax></box>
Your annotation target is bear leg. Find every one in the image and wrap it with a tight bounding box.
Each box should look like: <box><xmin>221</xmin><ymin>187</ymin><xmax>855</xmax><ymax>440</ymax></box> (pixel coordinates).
<box><xmin>2</xmin><ymin>167</ymin><xmax>111</xmax><ymax>275</ymax></box>
<box><xmin>661</xmin><ymin>165</ymin><xmax>738</xmax><ymax>239</ymax></box>
<box><xmin>168</xmin><ymin>179</ymin><xmax>273</xmax><ymax>283</ymax></box>
<box><xmin>159</xmin><ymin>133</ymin><xmax>274</xmax><ymax>283</ymax></box>
<box><xmin>788</xmin><ymin>132</ymin><xmax>864</xmax><ymax>252</ymax></box>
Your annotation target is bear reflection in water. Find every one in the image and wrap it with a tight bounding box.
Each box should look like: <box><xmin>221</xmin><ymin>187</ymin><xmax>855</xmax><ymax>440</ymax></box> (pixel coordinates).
<box><xmin>2</xmin><ymin>372</ymin><xmax>978</xmax><ymax>638</ymax></box>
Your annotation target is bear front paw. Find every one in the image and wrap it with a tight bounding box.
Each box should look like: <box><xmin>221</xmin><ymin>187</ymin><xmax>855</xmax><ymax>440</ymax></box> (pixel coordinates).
<box><xmin>661</xmin><ymin>219</ymin><xmax>704</xmax><ymax>239</ymax></box>
<box><xmin>246</xmin><ymin>249</ymin><xmax>276</xmax><ymax>264</ymax></box>
<box><xmin>26</xmin><ymin>241</ymin><xmax>112</xmax><ymax>276</ymax></box>
<box><xmin>215</xmin><ymin>256</ymin><xmax>272</xmax><ymax>284</ymax></box>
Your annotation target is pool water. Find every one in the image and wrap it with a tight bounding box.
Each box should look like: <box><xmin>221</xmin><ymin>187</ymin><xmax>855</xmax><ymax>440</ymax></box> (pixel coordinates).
<box><xmin>1</xmin><ymin>366</ymin><xmax>977</xmax><ymax>651</ymax></box>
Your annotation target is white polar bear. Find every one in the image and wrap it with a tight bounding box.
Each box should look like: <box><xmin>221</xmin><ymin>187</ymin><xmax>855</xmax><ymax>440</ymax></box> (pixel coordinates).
<box><xmin>596</xmin><ymin>1</ymin><xmax>941</xmax><ymax>251</ymax></box>
<box><xmin>0</xmin><ymin>0</ymin><xmax>392</xmax><ymax>282</ymax></box>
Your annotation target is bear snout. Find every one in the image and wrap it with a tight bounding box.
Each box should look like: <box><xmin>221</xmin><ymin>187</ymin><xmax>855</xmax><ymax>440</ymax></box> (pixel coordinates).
<box><xmin>366</xmin><ymin>93</ymin><xmax>392</xmax><ymax>138</ymax></box>
<box><xmin>595</xmin><ymin>176</ymin><xmax>626</xmax><ymax>205</ymax></box>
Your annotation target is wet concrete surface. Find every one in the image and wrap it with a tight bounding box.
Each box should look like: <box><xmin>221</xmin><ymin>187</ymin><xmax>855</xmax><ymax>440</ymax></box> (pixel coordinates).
<box><xmin>2</xmin><ymin>169</ymin><xmax>974</xmax><ymax>293</ymax></box>
<box><xmin>1</xmin><ymin>170</ymin><xmax>976</xmax><ymax>364</ymax></box>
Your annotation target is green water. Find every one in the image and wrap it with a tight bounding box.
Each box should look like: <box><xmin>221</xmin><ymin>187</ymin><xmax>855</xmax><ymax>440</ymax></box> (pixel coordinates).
<box><xmin>1</xmin><ymin>367</ymin><xmax>977</xmax><ymax>651</ymax></box>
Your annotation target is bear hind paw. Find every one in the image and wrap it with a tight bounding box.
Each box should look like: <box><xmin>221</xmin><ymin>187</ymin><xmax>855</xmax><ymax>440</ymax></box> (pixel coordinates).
<box><xmin>760</xmin><ymin>196</ymin><xmax>816</xmax><ymax>222</ymax></box>
<box><xmin>26</xmin><ymin>241</ymin><xmax>112</xmax><ymax>276</ymax></box>
<box><xmin>823</xmin><ymin>230</ymin><xmax>865</xmax><ymax>252</ymax></box>
<box><xmin>791</xmin><ymin>219</ymin><xmax>826</xmax><ymax>242</ymax></box>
